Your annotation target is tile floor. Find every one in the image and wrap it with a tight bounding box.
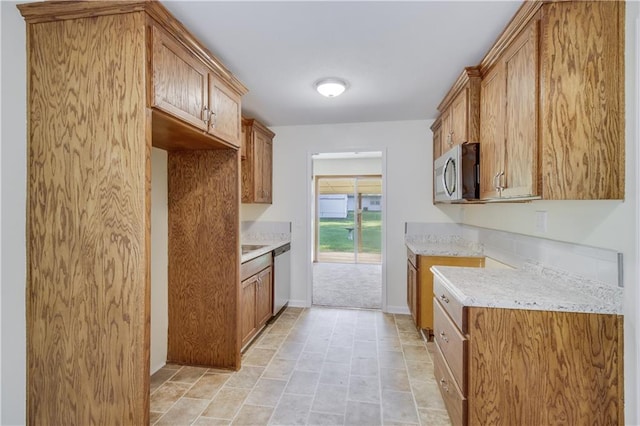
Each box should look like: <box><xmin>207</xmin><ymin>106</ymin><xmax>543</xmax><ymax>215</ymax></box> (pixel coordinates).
<box><xmin>312</xmin><ymin>263</ymin><xmax>382</xmax><ymax>309</ymax></box>
<box><xmin>150</xmin><ymin>307</ymin><xmax>451</xmax><ymax>425</ymax></box>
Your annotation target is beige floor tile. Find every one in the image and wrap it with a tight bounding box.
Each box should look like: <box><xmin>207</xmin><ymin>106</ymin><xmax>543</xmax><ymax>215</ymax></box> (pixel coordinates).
<box><xmin>380</xmin><ymin>367</ymin><xmax>411</xmax><ymax>392</ymax></box>
<box><xmin>244</xmin><ymin>348</ymin><xmax>276</xmax><ymax>367</ymax></box>
<box><xmin>311</xmin><ymin>383</ymin><xmax>348</xmax><ymax>414</ymax></box>
<box><xmin>231</xmin><ymin>404</ymin><xmax>274</xmax><ymax>426</ymax></box>
<box><xmin>193</xmin><ymin>417</ymin><xmax>232</xmax><ymax>425</ymax></box>
<box><xmin>164</xmin><ymin>363</ymin><xmax>183</xmax><ymax>370</ymax></box>
<box><xmin>345</xmin><ymin>400</ymin><xmax>382</xmax><ymax>425</ymax></box>
<box><xmin>151</xmin><ymin>367</ymin><xmax>178</xmax><ymax>394</ymax></box>
<box><xmin>150</xmin><ymin>381</ymin><xmax>191</xmax><ymax>412</ymax></box>
<box><xmin>245</xmin><ymin>378</ymin><xmax>287</xmax><ymax>407</ymax></box>
<box><xmin>379</xmin><ymin>350</ymin><xmax>406</xmax><ymax>370</ymax></box>
<box><xmin>398</xmin><ymin>331</ymin><xmax>423</xmax><ymax>345</ymax></box>
<box><xmin>269</xmin><ymin>394</ymin><xmax>313</xmax><ymax>425</ymax></box>
<box><xmin>263</xmin><ymin>358</ymin><xmax>297</xmax><ymax>380</ymax></box>
<box><xmin>224</xmin><ymin>366</ymin><xmax>265</xmax><ymax>389</ymax></box>
<box><xmin>377</xmin><ymin>337</ymin><xmax>402</xmax><ymax>352</ymax></box>
<box><xmin>402</xmin><ymin>344</ymin><xmax>429</xmax><ymax>363</ymax></box>
<box><xmin>286</xmin><ymin>327</ymin><xmax>311</xmax><ymax>344</ymax></box>
<box><xmin>186</xmin><ymin>373</ymin><xmax>231</xmax><ymax>399</ymax></box>
<box><xmin>306</xmin><ymin>412</ymin><xmax>345</xmax><ymax>425</ymax></box>
<box><xmin>352</xmin><ymin>341</ymin><xmax>377</xmax><ymax>359</ymax></box>
<box><xmin>256</xmin><ymin>333</ymin><xmax>286</xmax><ymax>350</ymax></box>
<box><xmin>319</xmin><ymin>361</ymin><xmax>350</xmax><ymax>386</ymax></box>
<box><xmin>276</xmin><ymin>342</ymin><xmax>305</xmax><ymax>360</ymax></box>
<box><xmin>285</xmin><ymin>370</ymin><xmax>320</xmax><ymax>395</ymax></box>
<box><xmin>304</xmin><ymin>337</ymin><xmax>330</xmax><ymax>354</ymax></box>
<box><xmin>405</xmin><ymin>360</ymin><xmax>433</xmax><ymax>381</ymax></box>
<box><xmin>201</xmin><ymin>387</ymin><xmax>250</xmax><ymax>419</ymax></box>
<box><xmin>297</xmin><ymin>351</ymin><xmax>326</xmax><ymax>372</ymax></box>
<box><xmin>354</xmin><ymin>327</ymin><xmax>377</xmax><ymax>342</ymax></box>
<box><xmin>381</xmin><ymin>390</ymin><xmax>419</xmax><ymax>424</ymax></box>
<box><xmin>326</xmin><ymin>346</ymin><xmax>352</xmax><ymax>364</ymax></box>
<box><xmin>269</xmin><ymin>323</ymin><xmax>294</xmax><ymax>335</ymax></box>
<box><xmin>350</xmin><ymin>357</ymin><xmax>379</xmax><ymax>377</ymax></box>
<box><xmin>411</xmin><ymin>378</ymin><xmax>446</xmax><ymax>410</ymax></box>
<box><xmin>348</xmin><ymin>375</ymin><xmax>380</xmax><ymax>403</ymax></box>
<box><xmin>170</xmin><ymin>366</ymin><xmax>209</xmax><ymax>384</ymax></box>
<box><xmin>330</xmin><ymin>333</ymin><xmax>355</xmax><ymax>347</ymax></box>
<box><xmin>417</xmin><ymin>408</ymin><xmax>452</xmax><ymax>426</ymax></box>
<box><xmin>150</xmin><ymin>411</ymin><xmax>164</xmax><ymax>424</ymax></box>
<box><xmin>155</xmin><ymin>397</ymin><xmax>209</xmax><ymax>425</ymax></box>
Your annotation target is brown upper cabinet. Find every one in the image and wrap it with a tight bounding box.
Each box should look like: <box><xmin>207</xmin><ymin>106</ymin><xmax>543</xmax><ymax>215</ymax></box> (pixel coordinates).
<box><xmin>242</xmin><ymin>118</ymin><xmax>275</xmax><ymax>204</ymax></box>
<box><xmin>435</xmin><ymin>67</ymin><xmax>482</xmax><ymax>155</ymax></box>
<box><xmin>434</xmin><ymin>0</ymin><xmax>625</xmax><ymax>202</ymax></box>
<box><xmin>151</xmin><ymin>24</ymin><xmax>243</xmax><ymax>149</ymax></box>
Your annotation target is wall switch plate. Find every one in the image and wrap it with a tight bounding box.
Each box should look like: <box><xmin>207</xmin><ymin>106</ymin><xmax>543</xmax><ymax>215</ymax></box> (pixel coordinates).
<box><xmin>535</xmin><ymin>210</ymin><xmax>548</xmax><ymax>233</ymax></box>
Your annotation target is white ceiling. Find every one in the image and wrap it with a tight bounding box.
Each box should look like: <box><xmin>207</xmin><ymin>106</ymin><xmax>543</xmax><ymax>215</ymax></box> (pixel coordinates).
<box><xmin>164</xmin><ymin>1</ymin><xmax>522</xmax><ymax>127</ymax></box>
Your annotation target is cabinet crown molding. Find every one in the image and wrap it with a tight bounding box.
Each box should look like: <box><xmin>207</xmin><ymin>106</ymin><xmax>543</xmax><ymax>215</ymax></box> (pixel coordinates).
<box><xmin>242</xmin><ymin>117</ymin><xmax>275</xmax><ymax>138</ymax></box>
<box><xmin>18</xmin><ymin>0</ymin><xmax>248</xmax><ymax>96</ymax></box>
<box><xmin>437</xmin><ymin>66</ymin><xmax>481</xmax><ymax>113</ymax></box>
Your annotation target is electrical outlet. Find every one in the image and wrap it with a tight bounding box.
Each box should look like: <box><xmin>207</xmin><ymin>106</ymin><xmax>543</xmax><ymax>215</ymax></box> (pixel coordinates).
<box><xmin>535</xmin><ymin>210</ymin><xmax>548</xmax><ymax>233</ymax></box>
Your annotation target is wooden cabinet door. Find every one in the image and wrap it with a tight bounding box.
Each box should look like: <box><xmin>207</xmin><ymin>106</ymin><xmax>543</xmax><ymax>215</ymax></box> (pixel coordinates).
<box><xmin>450</xmin><ymin>89</ymin><xmax>468</xmax><ymax>146</ymax></box>
<box><xmin>432</xmin><ymin>120</ymin><xmax>443</xmax><ymax>161</ymax></box>
<box><xmin>502</xmin><ymin>21</ymin><xmax>538</xmax><ymax>198</ymax></box>
<box><xmin>253</xmin><ymin>130</ymin><xmax>266</xmax><ymax>202</ymax></box>
<box><xmin>209</xmin><ymin>75</ymin><xmax>242</xmax><ymax>148</ymax></box>
<box><xmin>262</xmin><ymin>138</ymin><xmax>273</xmax><ymax>203</ymax></box>
<box><xmin>240</xmin><ymin>276</ymin><xmax>258</xmax><ymax>347</ymax></box>
<box><xmin>256</xmin><ymin>267</ymin><xmax>273</xmax><ymax>327</ymax></box>
<box><xmin>151</xmin><ymin>25</ymin><xmax>208</xmax><ymax>131</ymax></box>
<box><xmin>440</xmin><ymin>109</ymin><xmax>453</xmax><ymax>153</ymax></box>
<box><xmin>479</xmin><ymin>62</ymin><xmax>506</xmax><ymax>199</ymax></box>
<box><xmin>407</xmin><ymin>261</ymin><xmax>419</xmax><ymax>326</ymax></box>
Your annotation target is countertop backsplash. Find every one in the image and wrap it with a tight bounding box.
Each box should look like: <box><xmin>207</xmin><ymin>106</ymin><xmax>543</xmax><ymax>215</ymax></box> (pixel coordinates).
<box><xmin>406</xmin><ymin>222</ymin><xmax>622</xmax><ymax>289</ymax></box>
<box><xmin>241</xmin><ymin>221</ymin><xmax>292</xmax><ymax>244</ymax></box>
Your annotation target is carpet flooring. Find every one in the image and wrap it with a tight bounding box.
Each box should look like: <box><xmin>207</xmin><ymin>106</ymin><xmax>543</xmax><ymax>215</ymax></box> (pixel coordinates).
<box><xmin>312</xmin><ymin>263</ymin><xmax>382</xmax><ymax>309</ymax></box>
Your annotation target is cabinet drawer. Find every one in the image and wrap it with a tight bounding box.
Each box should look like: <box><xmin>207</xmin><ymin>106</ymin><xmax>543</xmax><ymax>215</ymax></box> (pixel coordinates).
<box><xmin>434</xmin><ymin>298</ymin><xmax>467</xmax><ymax>394</ymax></box>
<box><xmin>433</xmin><ymin>274</ymin><xmax>467</xmax><ymax>333</ymax></box>
<box><xmin>434</xmin><ymin>341</ymin><xmax>466</xmax><ymax>426</ymax></box>
<box><xmin>241</xmin><ymin>253</ymin><xmax>272</xmax><ymax>281</ymax></box>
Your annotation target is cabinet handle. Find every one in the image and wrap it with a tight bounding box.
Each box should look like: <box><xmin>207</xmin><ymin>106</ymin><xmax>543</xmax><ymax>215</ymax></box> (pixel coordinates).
<box><xmin>439</xmin><ymin>294</ymin><xmax>449</xmax><ymax>304</ymax></box>
<box><xmin>494</xmin><ymin>171</ymin><xmax>505</xmax><ymax>197</ymax></box>
<box><xmin>202</xmin><ymin>106</ymin><xmax>210</xmax><ymax>124</ymax></box>
<box><xmin>447</xmin><ymin>132</ymin><xmax>453</xmax><ymax>147</ymax></box>
<box><xmin>439</xmin><ymin>331</ymin><xmax>449</xmax><ymax>343</ymax></box>
<box><xmin>440</xmin><ymin>378</ymin><xmax>449</xmax><ymax>393</ymax></box>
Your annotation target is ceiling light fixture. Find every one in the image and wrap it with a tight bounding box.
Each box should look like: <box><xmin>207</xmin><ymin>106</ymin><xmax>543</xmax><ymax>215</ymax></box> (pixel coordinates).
<box><xmin>315</xmin><ymin>78</ymin><xmax>348</xmax><ymax>98</ymax></box>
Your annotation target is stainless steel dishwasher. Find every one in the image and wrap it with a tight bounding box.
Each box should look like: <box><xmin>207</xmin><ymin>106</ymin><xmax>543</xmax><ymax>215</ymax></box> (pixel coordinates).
<box><xmin>273</xmin><ymin>243</ymin><xmax>291</xmax><ymax>316</ymax></box>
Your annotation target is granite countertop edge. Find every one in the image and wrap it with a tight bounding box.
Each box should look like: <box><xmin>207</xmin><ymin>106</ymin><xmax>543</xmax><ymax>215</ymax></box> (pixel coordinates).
<box><xmin>241</xmin><ymin>238</ymin><xmax>290</xmax><ymax>263</ymax></box>
<box><xmin>405</xmin><ymin>238</ymin><xmax>484</xmax><ymax>258</ymax></box>
<box><xmin>431</xmin><ymin>265</ymin><xmax>623</xmax><ymax>315</ymax></box>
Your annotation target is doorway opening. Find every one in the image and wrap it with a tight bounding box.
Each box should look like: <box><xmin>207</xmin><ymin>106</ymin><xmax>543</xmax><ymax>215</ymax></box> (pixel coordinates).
<box><xmin>311</xmin><ymin>152</ymin><xmax>384</xmax><ymax>310</ymax></box>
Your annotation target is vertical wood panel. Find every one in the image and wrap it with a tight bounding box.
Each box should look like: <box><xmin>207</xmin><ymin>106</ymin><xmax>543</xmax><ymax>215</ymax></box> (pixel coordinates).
<box><xmin>540</xmin><ymin>1</ymin><xmax>624</xmax><ymax>199</ymax></box>
<box><xmin>27</xmin><ymin>13</ymin><xmax>149</xmax><ymax>425</ymax></box>
<box><xmin>479</xmin><ymin>64</ymin><xmax>505</xmax><ymax>199</ymax></box>
<box><xmin>468</xmin><ymin>308</ymin><xmax>623</xmax><ymax>425</ymax></box>
<box><xmin>167</xmin><ymin>150</ymin><xmax>240</xmax><ymax>369</ymax></box>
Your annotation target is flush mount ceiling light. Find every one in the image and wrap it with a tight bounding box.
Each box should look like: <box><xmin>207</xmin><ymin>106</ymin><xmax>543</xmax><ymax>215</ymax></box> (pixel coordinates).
<box><xmin>315</xmin><ymin>78</ymin><xmax>348</xmax><ymax>98</ymax></box>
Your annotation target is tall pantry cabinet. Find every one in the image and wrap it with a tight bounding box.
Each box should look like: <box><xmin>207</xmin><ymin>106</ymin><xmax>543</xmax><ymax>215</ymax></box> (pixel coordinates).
<box><xmin>18</xmin><ymin>2</ymin><xmax>247</xmax><ymax>424</ymax></box>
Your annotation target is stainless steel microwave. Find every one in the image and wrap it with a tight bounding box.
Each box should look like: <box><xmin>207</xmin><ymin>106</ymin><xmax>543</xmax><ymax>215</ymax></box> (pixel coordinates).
<box><xmin>434</xmin><ymin>142</ymin><xmax>480</xmax><ymax>202</ymax></box>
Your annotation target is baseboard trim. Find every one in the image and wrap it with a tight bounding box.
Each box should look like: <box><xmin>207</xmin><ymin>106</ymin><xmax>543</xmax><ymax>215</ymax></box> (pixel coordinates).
<box><xmin>385</xmin><ymin>305</ymin><xmax>410</xmax><ymax>315</ymax></box>
<box><xmin>287</xmin><ymin>299</ymin><xmax>309</xmax><ymax>308</ymax></box>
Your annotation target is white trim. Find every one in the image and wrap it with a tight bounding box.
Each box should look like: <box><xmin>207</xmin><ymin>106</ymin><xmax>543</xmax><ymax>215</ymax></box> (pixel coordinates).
<box><xmin>385</xmin><ymin>305</ymin><xmax>410</xmax><ymax>315</ymax></box>
<box><xmin>306</xmin><ymin>148</ymin><xmax>388</xmax><ymax>311</ymax></box>
<box><xmin>635</xmin><ymin>12</ymin><xmax>640</xmax><ymax>426</ymax></box>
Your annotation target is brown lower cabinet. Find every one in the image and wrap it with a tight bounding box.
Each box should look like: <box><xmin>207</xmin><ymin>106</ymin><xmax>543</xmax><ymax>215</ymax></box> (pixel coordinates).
<box><xmin>406</xmin><ymin>248</ymin><xmax>484</xmax><ymax>338</ymax></box>
<box><xmin>241</xmin><ymin>253</ymin><xmax>273</xmax><ymax>348</ymax></box>
<box><xmin>433</xmin><ymin>276</ymin><xmax>624</xmax><ymax>426</ymax></box>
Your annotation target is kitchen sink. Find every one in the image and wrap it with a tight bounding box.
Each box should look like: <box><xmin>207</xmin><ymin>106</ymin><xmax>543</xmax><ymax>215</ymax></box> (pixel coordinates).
<box><xmin>241</xmin><ymin>244</ymin><xmax>269</xmax><ymax>255</ymax></box>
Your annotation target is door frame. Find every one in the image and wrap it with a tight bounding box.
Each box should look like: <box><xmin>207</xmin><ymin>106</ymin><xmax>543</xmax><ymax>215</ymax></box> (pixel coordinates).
<box><xmin>314</xmin><ymin>174</ymin><xmax>383</xmax><ymax>264</ymax></box>
<box><xmin>306</xmin><ymin>149</ymin><xmax>388</xmax><ymax>311</ymax></box>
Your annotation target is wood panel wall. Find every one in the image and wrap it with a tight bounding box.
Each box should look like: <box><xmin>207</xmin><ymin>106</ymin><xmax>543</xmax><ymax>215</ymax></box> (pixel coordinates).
<box><xmin>26</xmin><ymin>12</ymin><xmax>150</xmax><ymax>425</ymax></box>
<box><xmin>167</xmin><ymin>150</ymin><xmax>241</xmax><ymax>369</ymax></box>
<box><xmin>468</xmin><ymin>307</ymin><xmax>623</xmax><ymax>425</ymax></box>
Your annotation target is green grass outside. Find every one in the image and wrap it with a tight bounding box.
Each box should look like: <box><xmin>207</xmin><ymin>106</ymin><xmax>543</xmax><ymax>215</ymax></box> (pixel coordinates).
<box><xmin>319</xmin><ymin>211</ymin><xmax>381</xmax><ymax>253</ymax></box>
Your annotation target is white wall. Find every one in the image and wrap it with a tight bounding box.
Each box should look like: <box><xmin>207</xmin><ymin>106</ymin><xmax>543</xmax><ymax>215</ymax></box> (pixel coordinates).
<box><xmin>1</xmin><ymin>2</ymin><xmax>27</xmax><ymax>424</ymax></box>
<box><xmin>150</xmin><ymin>149</ymin><xmax>168</xmax><ymax>374</ymax></box>
<box><xmin>241</xmin><ymin>120</ymin><xmax>459</xmax><ymax>311</ymax></box>
<box><xmin>313</xmin><ymin>157</ymin><xmax>382</xmax><ymax>176</ymax></box>
<box><xmin>457</xmin><ymin>3</ymin><xmax>639</xmax><ymax>423</ymax></box>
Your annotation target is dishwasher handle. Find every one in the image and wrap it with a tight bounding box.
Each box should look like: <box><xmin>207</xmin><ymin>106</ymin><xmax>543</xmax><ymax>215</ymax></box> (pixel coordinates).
<box><xmin>273</xmin><ymin>243</ymin><xmax>291</xmax><ymax>256</ymax></box>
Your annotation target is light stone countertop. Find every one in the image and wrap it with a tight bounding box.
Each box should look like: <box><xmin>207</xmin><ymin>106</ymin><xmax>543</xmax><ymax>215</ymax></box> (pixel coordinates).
<box><xmin>431</xmin><ymin>265</ymin><xmax>623</xmax><ymax>315</ymax></box>
<box><xmin>241</xmin><ymin>237</ymin><xmax>290</xmax><ymax>263</ymax></box>
<box><xmin>405</xmin><ymin>235</ymin><xmax>483</xmax><ymax>258</ymax></box>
